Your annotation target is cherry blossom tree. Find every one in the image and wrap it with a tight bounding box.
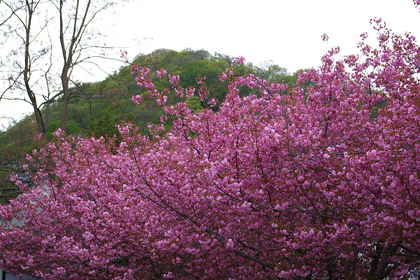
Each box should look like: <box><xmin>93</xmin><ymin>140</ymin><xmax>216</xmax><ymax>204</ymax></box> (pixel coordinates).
<box><xmin>0</xmin><ymin>4</ymin><xmax>420</xmax><ymax>280</ymax></box>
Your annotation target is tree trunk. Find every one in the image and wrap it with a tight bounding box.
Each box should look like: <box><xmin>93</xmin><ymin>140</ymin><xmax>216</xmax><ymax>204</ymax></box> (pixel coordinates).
<box><xmin>60</xmin><ymin>75</ymin><xmax>70</xmax><ymax>131</ymax></box>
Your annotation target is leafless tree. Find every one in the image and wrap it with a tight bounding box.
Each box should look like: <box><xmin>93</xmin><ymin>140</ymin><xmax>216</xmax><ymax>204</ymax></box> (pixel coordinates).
<box><xmin>0</xmin><ymin>0</ymin><xmax>129</xmax><ymax>142</ymax></box>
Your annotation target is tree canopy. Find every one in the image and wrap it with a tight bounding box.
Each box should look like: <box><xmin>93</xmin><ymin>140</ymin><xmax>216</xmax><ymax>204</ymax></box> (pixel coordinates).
<box><xmin>1</xmin><ymin>4</ymin><xmax>420</xmax><ymax>278</ymax></box>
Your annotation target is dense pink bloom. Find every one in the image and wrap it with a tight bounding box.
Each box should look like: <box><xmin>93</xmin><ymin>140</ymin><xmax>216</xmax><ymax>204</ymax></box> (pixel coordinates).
<box><xmin>1</xmin><ymin>5</ymin><xmax>420</xmax><ymax>279</ymax></box>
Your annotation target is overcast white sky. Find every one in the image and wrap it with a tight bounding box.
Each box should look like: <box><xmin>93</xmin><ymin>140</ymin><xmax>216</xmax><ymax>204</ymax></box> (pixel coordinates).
<box><xmin>1</xmin><ymin>0</ymin><xmax>419</xmax><ymax>129</ymax></box>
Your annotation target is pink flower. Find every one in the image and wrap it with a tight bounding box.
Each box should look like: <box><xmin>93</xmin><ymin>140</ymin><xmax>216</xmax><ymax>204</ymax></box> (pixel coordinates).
<box><xmin>186</xmin><ymin>87</ymin><xmax>195</xmax><ymax>98</ymax></box>
<box><xmin>219</xmin><ymin>72</ymin><xmax>227</xmax><ymax>82</ymax></box>
<box><xmin>236</xmin><ymin>56</ymin><xmax>245</xmax><ymax>64</ymax></box>
<box><xmin>157</xmin><ymin>69</ymin><xmax>167</xmax><ymax>79</ymax></box>
<box><xmin>160</xmin><ymin>115</ymin><xmax>167</xmax><ymax>123</ymax></box>
<box><xmin>120</xmin><ymin>50</ymin><xmax>128</xmax><ymax>58</ymax></box>
<box><xmin>131</xmin><ymin>95</ymin><xmax>142</xmax><ymax>105</ymax></box>
<box><xmin>360</xmin><ymin>32</ymin><xmax>368</xmax><ymax>40</ymax></box>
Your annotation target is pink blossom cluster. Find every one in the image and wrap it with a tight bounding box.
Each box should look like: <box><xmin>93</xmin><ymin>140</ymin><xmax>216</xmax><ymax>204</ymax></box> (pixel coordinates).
<box><xmin>236</xmin><ymin>56</ymin><xmax>245</xmax><ymax>65</ymax></box>
<box><xmin>120</xmin><ymin>50</ymin><xmax>128</xmax><ymax>59</ymax></box>
<box><xmin>414</xmin><ymin>0</ymin><xmax>420</xmax><ymax>11</ymax></box>
<box><xmin>1</xmin><ymin>8</ymin><xmax>420</xmax><ymax>280</ymax></box>
<box><xmin>156</xmin><ymin>69</ymin><xmax>167</xmax><ymax>79</ymax></box>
